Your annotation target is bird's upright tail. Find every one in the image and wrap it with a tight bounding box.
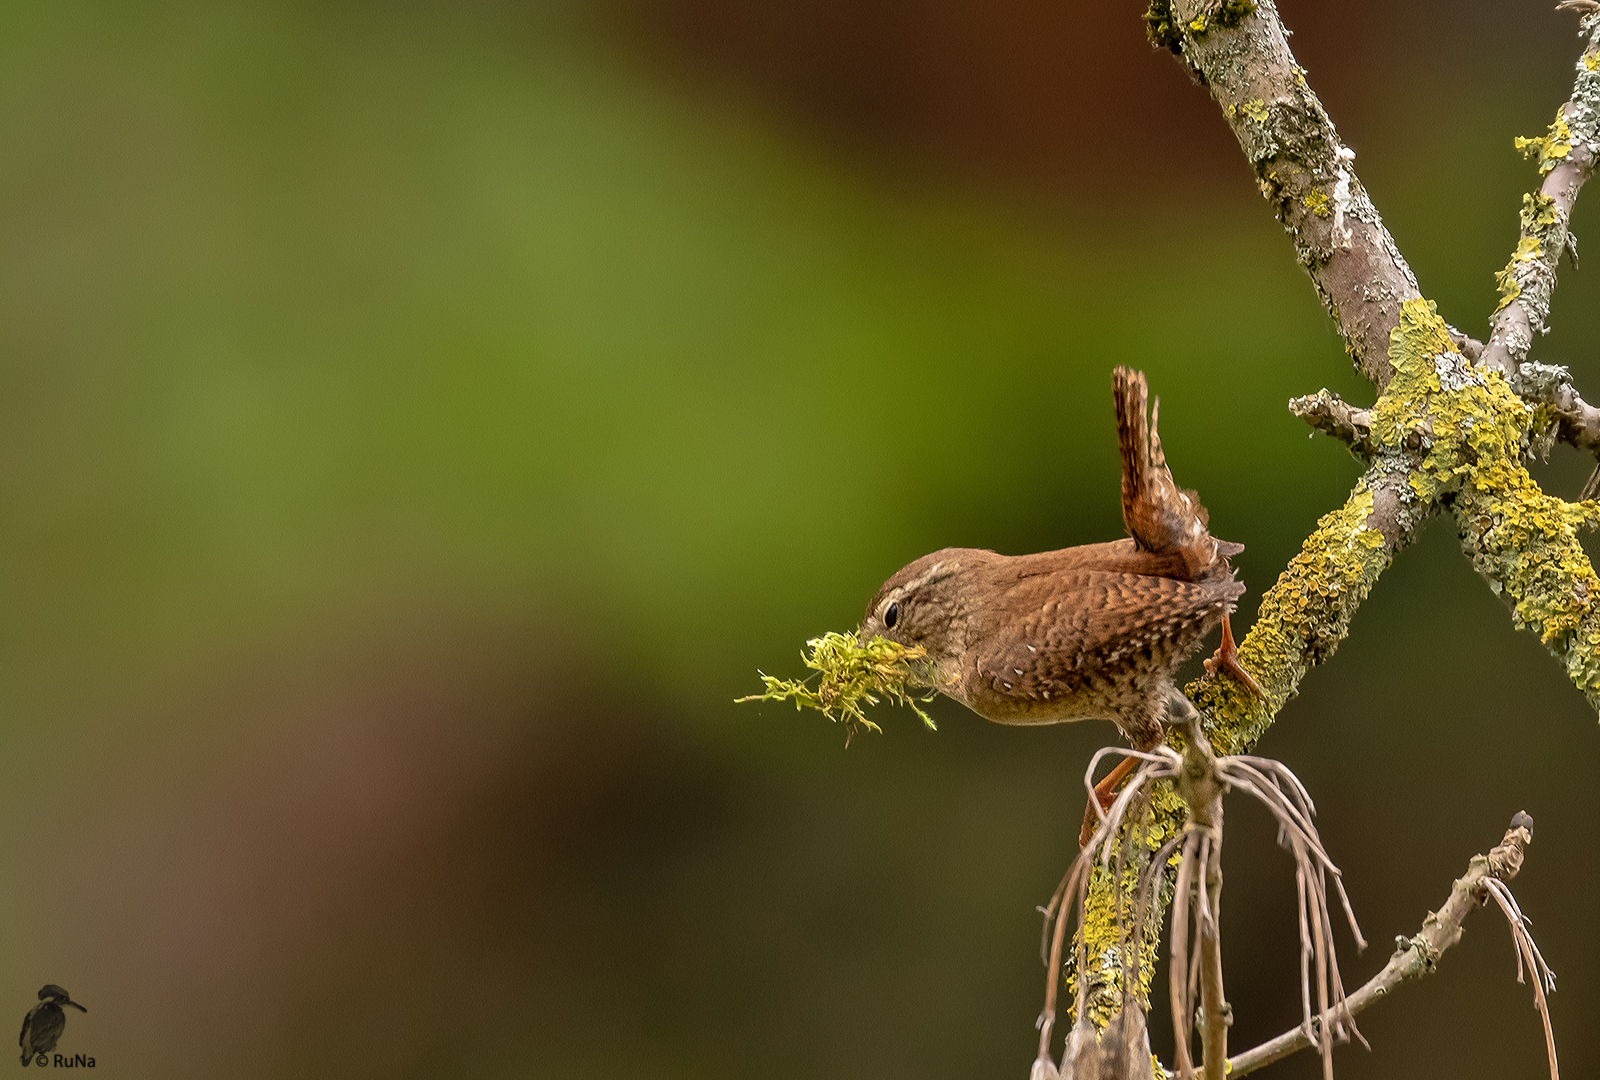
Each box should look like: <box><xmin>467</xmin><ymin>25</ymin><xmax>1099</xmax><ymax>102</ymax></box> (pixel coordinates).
<box><xmin>1112</xmin><ymin>367</ymin><xmax>1236</xmax><ymax>568</ymax></box>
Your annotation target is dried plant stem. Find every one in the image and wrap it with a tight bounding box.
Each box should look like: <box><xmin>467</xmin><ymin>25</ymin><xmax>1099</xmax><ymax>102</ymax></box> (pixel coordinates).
<box><xmin>1485</xmin><ymin>876</ymin><xmax>1558</xmax><ymax>1080</ymax></box>
<box><xmin>1169</xmin><ymin>829</ymin><xmax>1199</xmax><ymax>1080</ymax></box>
<box><xmin>1197</xmin><ymin>815</ymin><xmax>1227</xmax><ymax>1080</ymax></box>
<box><xmin>1228</xmin><ymin>814</ymin><xmax>1541</xmax><ymax>1078</ymax></box>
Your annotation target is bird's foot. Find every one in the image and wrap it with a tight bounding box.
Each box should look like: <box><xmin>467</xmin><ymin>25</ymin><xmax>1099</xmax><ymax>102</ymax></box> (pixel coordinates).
<box><xmin>1204</xmin><ymin>613</ymin><xmax>1264</xmax><ymax>698</ymax></box>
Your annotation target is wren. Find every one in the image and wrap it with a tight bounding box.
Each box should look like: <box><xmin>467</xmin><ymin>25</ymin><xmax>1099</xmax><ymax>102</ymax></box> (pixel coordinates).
<box><xmin>860</xmin><ymin>369</ymin><xmax>1259</xmax><ymax>838</ymax></box>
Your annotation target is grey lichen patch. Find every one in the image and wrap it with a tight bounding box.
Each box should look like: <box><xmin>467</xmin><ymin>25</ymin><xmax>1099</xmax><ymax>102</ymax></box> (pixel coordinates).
<box><xmin>1493</xmin><ymin>193</ymin><xmax>1565</xmax><ymax>320</ymax></box>
<box><xmin>1511</xmin><ymin>361</ymin><xmax>1579</xmax><ymax>459</ymax></box>
<box><xmin>1565</xmin><ymin>14</ymin><xmax>1600</xmax><ymax>154</ymax></box>
<box><xmin>1488</xmin><ymin>201</ymin><xmax>1573</xmax><ymax>369</ymax></box>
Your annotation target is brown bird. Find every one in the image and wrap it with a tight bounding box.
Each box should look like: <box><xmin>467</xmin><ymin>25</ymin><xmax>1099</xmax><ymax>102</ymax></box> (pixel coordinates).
<box><xmin>860</xmin><ymin>368</ymin><xmax>1260</xmax><ymax>844</ymax></box>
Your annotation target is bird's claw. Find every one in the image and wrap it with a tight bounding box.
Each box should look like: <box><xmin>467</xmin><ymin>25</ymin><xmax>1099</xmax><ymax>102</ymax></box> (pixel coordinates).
<box><xmin>1204</xmin><ymin>614</ymin><xmax>1264</xmax><ymax>699</ymax></box>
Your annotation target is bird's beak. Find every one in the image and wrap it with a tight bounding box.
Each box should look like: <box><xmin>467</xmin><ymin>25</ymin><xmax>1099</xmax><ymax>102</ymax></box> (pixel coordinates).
<box><xmin>64</xmin><ymin>1002</ymin><xmax>85</xmax><ymax>1013</ymax></box>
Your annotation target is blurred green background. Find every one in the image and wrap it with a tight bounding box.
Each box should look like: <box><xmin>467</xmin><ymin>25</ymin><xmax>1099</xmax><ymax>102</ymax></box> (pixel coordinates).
<box><xmin>2</xmin><ymin>0</ymin><xmax>1599</xmax><ymax>1076</ymax></box>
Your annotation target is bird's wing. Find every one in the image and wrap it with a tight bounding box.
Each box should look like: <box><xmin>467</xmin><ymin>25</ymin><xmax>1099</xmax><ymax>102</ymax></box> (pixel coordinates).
<box><xmin>970</xmin><ymin>567</ymin><xmax>1242</xmax><ymax>703</ymax></box>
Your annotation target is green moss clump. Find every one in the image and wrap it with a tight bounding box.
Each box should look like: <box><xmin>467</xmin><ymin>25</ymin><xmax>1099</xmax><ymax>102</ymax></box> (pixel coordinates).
<box><xmin>738</xmin><ymin>631</ymin><xmax>939</xmax><ymax>740</ymax></box>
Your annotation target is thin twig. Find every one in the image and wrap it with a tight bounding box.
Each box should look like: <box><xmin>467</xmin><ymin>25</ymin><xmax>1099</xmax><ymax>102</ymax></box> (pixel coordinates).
<box><xmin>1289</xmin><ymin>390</ymin><xmax>1373</xmax><ymax>454</ymax></box>
<box><xmin>1229</xmin><ymin>814</ymin><xmax>1541</xmax><ymax>1078</ymax></box>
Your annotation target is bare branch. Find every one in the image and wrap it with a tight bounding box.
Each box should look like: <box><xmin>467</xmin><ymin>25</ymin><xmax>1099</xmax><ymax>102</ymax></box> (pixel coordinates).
<box><xmin>1482</xmin><ymin>13</ymin><xmax>1600</xmax><ymax>376</ymax></box>
<box><xmin>1289</xmin><ymin>389</ymin><xmax>1373</xmax><ymax>453</ymax></box>
<box><xmin>1157</xmin><ymin>0</ymin><xmax>1421</xmax><ymax>390</ymax></box>
<box><xmin>1447</xmin><ymin>325</ymin><xmax>1487</xmax><ymax>362</ymax></box>
<box><xmin>1228</xmin><ymin>814</ymin><xmax>1539</xmax><ymax>1078</ymax></box>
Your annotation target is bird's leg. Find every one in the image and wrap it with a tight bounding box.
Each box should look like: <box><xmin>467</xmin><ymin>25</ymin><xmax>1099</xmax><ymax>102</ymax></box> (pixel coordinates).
<box><xmin>1079</xmin><ymin>752</ymin><xmax>1143</xmax><ymax>849</ymax></box>
<box><xmin>1203</xmin><ymin>613</ymin><xmax>1264</xmax><ymax>698</ymax></box>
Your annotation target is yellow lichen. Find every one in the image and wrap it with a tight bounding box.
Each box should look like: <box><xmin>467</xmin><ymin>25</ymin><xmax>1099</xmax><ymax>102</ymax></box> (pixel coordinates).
<box><xmin>1520</xmin><ymin>191</ymin><xmax>1559</xmax><ymax>233</ymax></box>
<box><xmin>1240</xmin><ymin>98</ymin><xmax>1269</xmax><ymax>124</ymax></box>
<box><xmin>1455</xmin><ymin>467</ymin><xmax>1600</xmax><ymax>699</ymax></box>
<box><xmin>1493</xmin><ymin>271</ymin><xmax>1523</xmax><ymax>313</ymax></box>
<box><xmin>1515</xmin><ymin>111</ymin><xmax>1574</xmax><ymax>175</ymax></box>
<box><xmin>1304</xmin><ymin>190</ymin><xmax>1330</xmax><ymax>217</ymax></box>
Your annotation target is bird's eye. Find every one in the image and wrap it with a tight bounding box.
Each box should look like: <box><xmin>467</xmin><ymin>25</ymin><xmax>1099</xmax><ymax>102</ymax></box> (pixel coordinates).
<box><xmin>884</xmin><ymin>601</ymin><xmax>899</xmax><ymax>629</ymax></box>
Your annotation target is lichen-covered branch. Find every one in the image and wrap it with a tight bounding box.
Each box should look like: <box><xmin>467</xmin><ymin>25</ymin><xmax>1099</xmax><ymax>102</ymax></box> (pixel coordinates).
<box><xmin>1452</xmin><ymin>468</ymin><xmax>1600</xmax><ymax>708</ymax></box>
<box><xmin>1481</xmin><ymin>14</ymin><xmax>1600</xmax><ymax>377</ymax></box>
<box><xmin>1152</xmin><ymin>0</ymin><xmax>1421</xmax><ymax>389</ymax></box>
<box><xmin>1229</xmin><ymin>813</ymin><xmax>1536</xmax><ymax>1078</ymax></box>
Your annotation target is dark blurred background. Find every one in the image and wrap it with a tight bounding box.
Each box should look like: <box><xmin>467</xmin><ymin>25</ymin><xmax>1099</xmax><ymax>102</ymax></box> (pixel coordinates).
<box><xmin>2</xmin><ymin>1</ymin><xmax>1597</xmax><ymax>1076</ymax></box>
